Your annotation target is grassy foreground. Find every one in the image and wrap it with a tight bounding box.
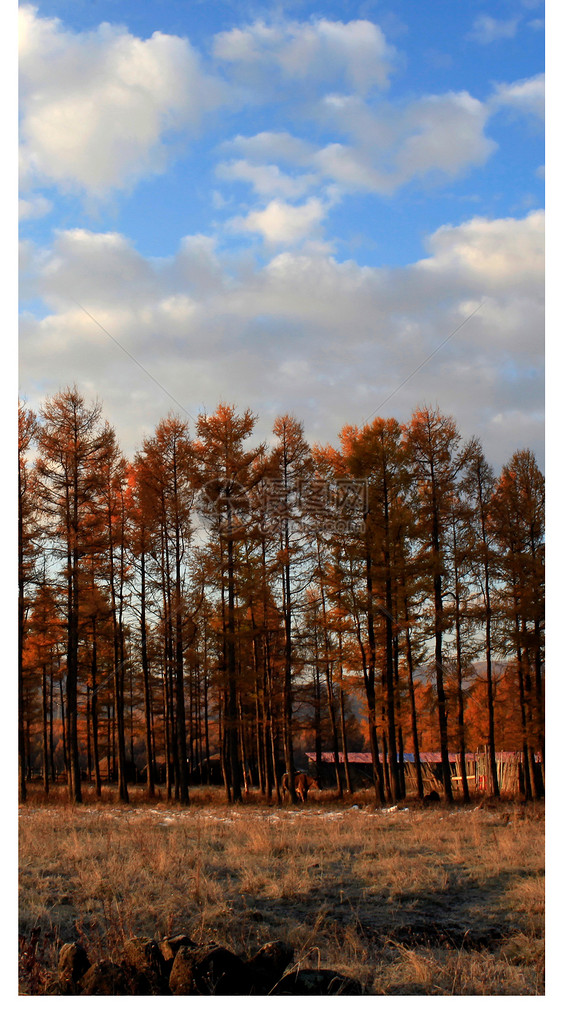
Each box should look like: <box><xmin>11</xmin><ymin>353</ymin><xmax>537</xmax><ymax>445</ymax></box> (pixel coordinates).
<box><xmin>19</xmin><ymin>787</ymin><xmax>544</xmax><ymax>995</ymax></box>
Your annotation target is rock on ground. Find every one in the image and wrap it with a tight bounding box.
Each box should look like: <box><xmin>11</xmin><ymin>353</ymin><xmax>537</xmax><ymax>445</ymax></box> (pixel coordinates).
<box><xmin>271</xmin><ymin>969</ymin><xmax>363</xmax><ymax>995</ymax></box>
<box><xmin>169</xmin><ymin>944</ymin><xmax>249</xmax><ymax>995</ymax></box>
<box><xmin>246</xmin><ymin>940</ymin><xmax>294</xmax><ymax>993</ymax></box>
<box><xmin>57</xmin><ymin>942</ymin><xmax>90</xmax><ymax>987</ymax></box>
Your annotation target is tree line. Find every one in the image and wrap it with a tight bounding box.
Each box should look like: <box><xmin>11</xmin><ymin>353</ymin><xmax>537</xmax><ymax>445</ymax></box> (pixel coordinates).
<box><xmin>18</xmin><ymin>387</ymin><xmax>545</xmax><ymax>805</ymax></box>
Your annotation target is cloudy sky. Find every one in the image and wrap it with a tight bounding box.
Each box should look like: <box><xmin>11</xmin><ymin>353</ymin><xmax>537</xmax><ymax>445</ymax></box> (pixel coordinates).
<box><xmin>18</xmin><ymin>0</ymin><xmax>544</xmax><ymax>470</ymax></box>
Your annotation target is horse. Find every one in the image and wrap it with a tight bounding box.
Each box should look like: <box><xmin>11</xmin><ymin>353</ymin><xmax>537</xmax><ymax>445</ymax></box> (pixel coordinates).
<box><xmin>281</xmin><ymin>771</ymin><xmax>319</xmax><ymax>803</ymax></box>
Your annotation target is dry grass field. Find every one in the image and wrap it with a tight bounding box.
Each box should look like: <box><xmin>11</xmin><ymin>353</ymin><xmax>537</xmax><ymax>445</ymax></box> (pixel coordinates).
<box><xmin>18</xmin><ymin>786</ymin><xmax>545</xmax><ymax>995</ymax></box>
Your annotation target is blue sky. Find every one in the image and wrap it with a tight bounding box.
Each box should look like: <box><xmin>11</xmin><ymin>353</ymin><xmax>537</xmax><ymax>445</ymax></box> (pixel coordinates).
<box><xmin>18</xmin><ymin>0</ymin><xmax>545</xmax><ymax>469</ymax></box>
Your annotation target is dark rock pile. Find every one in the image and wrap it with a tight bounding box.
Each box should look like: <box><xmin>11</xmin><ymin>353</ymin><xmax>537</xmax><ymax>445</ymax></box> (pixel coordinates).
<box><xmin>54</xmin><ymin>935</ymin><xmax>363</xmax><ymax>995</ymax></box>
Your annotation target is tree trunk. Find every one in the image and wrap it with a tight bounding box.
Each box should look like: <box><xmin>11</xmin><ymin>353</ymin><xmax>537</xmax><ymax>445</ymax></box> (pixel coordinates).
<box><xmin>339</xmin><ymin>686</ymin><xmax>352</xmax><ymax>793</ymax></box>
<box><xmin>483</xmin><ymin>571</ymin><xmax>500</xmax><ymax>797</ymax></box>
<box><xmin>86</xmin><ymin>685</ymin><xmax>92</xmax><ymax>783</ymax></box>
<box><xmin>314</xmin><ymin>664</ymin><xmax>323</xmax><ymax>786</ymax></box>
<box><xmin>393</xmin><ymin>632</ymin><xmax>406</xmax><ymax>799</ymax></box>
<box><xmin>60</xmin><ymin>680</ymin><xmax>68</xmax><ymax>777</ymax></box>
<box><xmin>173</xmin><ymin>463</ymin><xmax>190</xmax><ymax>804</ymax></box>
<box><xmin>106</xmin><ymin>703</ymin><xmax>111</xmax><ymax>781</ymax></box>
<box><xmin>18</xmin><ymin>506</ymin><xmax>27</xmax><ymax>802</ymax></box>
<box><xmin>403</xmin><ymin>595</ymin><xmax>424</xmax><ymax>799</ymax></box>
<box><xmin>382</xmin><ymin>479</ymin><xmax>400</xmax><ymax>802</ymax></box>
<box><xmin>265</xmin><ymin>647</ymin><xmax>282</xmax><ymax>805</ymax></box>
<box><xmin>163</xmin><ymin>655</ymin><xmax>173</xmax><ymax>800</ymax></box>
<box><xmin>254</xmin><ymin>674</ymin><xmax>266</xmax><ymax>795</ymax></box>
<box><xmin>451</xmin><ymin>522</ymin><xmax>470</xmax><ymax>804</ymax></box>
<box><xmin>203</xmin><ymin>651</ymin><xmax>211</xmax><ymax>785</ymax></box>
<box><xmin>225</xmin><ymin>503</ymin><xmax>242</xmax><ymax>802</ymax></box>
<box><xmin>316</xmin><ymin>554</ymin><xmax>342</xmax><ymax>797</ymax></box>
<box><xmin>218</xmin><ymin>694</ymin><xmax>232</xmax><ymax>803</ymax></box>
<box><xmin>515</xmin><ymin>620</ymin><xmax>533</xmax><ymax>800</ymax></box>
<box><xmin>91</xmin><ymin>618</ymin><xmax>102</xmax><ymax>797</ymax></box>
<box><xmin>140</xmin><ymin>551</ymin><xmax>155</xmax><ymax>797</ymax></box>
<box><xmin>522</xmin><ymin>640</ymin><xmax>539</xmax><ymax>800</ymax></box>
<box><xmin>456</xmin><ymin>674</ymin><xmax>470</xmax><ymax>803</ymax></box>
<box><xmin>282</xmin><ymin>532</ymin><xmax>297</xmax><ymax>803</ymax></box>
<box><xmin>67</xmin><ymin>532</ymin><xmax>83</xmax><ymax>803</ymax></box>
<box><xmin>238</xmin><ymin>694</ymin><xmax>251</xmax><ymax>795</ymax></box>
<box><xmin>431</xmin><ymin>505</ymin><xmax>453</xmax><ymax>803</ymax></box>
<box><xmin>42</xmin><ymin>665</ymin><xmax>49</xmax><ymax>794</ymax></box>
<box><xmin>534</xmin><ymin>615</ymin><xmax>544</xmax><ymax>784</ymax></box>
<box><xmin>107</xmin><ymin>506</ymin><xmax>128</xmax><ymax>803</ymax></box>
<box><xmin>25</xmin><ymin>709</ymin><xmax>33</xmax><ymax>781</ymax></box>
<box><xmin>49</xmin><ymin>676</ymin><xmax>55</xmax><ymax>782</ymax></box>
<box><xmin>327</xmin><ymin>681</ymin><xmax>343</xmax><ymax>798</ymax></box>
<box><xmin>382</xmin><ymin>729</ymin><xmax>391</xmax><ymax>797</ymax></box>
<box><xmin>365</xmin><ymin>549</ymin><xmax>386</xmax><ymax>805</ymax></box>
<box><xmin>174</xmin><ymin>578</ymin><xmax>189</xmax><ymax>804</ymax></box>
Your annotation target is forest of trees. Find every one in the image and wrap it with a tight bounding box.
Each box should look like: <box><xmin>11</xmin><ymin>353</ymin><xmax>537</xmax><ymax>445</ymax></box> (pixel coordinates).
<box><xmin>18</xmin><ymin>387</ymin><xmax>545</xmax><ymax>806</ymax></box>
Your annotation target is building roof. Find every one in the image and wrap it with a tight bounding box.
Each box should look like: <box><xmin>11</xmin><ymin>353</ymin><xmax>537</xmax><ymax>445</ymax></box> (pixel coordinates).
<box><xmin>305</xmin><ymin>750</ymin><xmax>525</xmax><ymax>765</ymax></box>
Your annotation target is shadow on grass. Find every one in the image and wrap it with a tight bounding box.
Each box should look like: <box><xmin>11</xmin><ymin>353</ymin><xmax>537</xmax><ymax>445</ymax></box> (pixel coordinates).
<box><xmin>238</xmin><ymin>861</ymin><xmax>538</xmax><ymax>953</ymax></box>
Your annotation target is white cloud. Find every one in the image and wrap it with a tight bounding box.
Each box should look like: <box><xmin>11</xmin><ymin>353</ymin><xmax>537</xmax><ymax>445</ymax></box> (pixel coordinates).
<box><xmin>17</xmin><ymin>4</ymin><xmax>542</xmax><ymax>218</ymax></box>
<box><xmin>35</xmin><ymin>228</ymin><xmax>158</xmax><ymax>310</ymax></box>
<box><xmin>213</xmin><ymin>17</ymin><xmax>396</xmax><ymax>94</ymax></box>
<box><xmin>468</xmin><ymin>15</ymin><xmax>519</xmax><ymax>44</ymax></box>
<box><xmin>19</xmin><ymin>211</ymin><xmax>544</xmax><ymax>468</ymax></box>
<box><xmin>222</xmin><ymin>132</ymin><xmax>316</xmax><ymax>167</ymax></box>
<box><xmin>216</xmin><ymin>160</ymin><xmax>319</xmax><ymax>199</ymax></box>
<box><xmin>491</xmin><ymin>73</ymin><xmax>545</xmax><ymax>121</ymax></box>
<box><xmin>18</xmin><ymin>194</ymin><xmax>52</xmax><ymax>220</ymax></box>
<box><xmin>227</xmin><ymin>196</ymin><xmax>331</xmax><ymax>245</ymax></box>
<box><xmin>394</xmin><ymin>91</ymin><xmax>495</xmax><ymax>183</ymax></box>
<box><xmin>225</xmin><ymin>89</ymin><xmax>495</xmax><ymax>198</ymax></box>
<box><xmin>313</xmin><ymin>143</ymin><xmax>389</xmax><ymax>192</ymax></box>
<box><xmin>416</xmin><ymin>211</ymin><xmax>544</xmax><ymax>299</ymax></box>
<box><xmin>19</xmin><ymin>4</ymin><xmax>223</xmax><ymax>196</ymax></box>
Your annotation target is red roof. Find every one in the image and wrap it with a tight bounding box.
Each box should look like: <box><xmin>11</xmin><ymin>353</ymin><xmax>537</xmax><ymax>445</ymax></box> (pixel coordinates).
<box><xmin>305</xmin><ymin>752</ymin><xmax>373</xmax><ymax>764</ymax></box>
<box><xmin>305</xmin><ymin>751</ymin><xmax>524</xmax><ymax>764</ymax></box>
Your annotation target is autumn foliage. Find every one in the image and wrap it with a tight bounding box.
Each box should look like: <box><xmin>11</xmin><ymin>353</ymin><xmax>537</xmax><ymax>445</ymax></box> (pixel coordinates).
<box><xmin>18</xmin><ymin>389</ymin><xmax>544</xmax><ymax>805</ymax></box>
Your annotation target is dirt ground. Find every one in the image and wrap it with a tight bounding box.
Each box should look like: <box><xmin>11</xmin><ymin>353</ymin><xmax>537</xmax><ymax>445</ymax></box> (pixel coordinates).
<box><xmin>18</xmin><ymin>786</ymin><xmax>545</xmax><ymax>995</ymax></box>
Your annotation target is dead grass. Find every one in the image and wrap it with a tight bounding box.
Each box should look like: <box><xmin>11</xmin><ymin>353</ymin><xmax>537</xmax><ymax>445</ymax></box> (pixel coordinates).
<box><xmin>18</xmin><ymin>787</ymin><xmax>545</xmax><ymax>995</ymax></box>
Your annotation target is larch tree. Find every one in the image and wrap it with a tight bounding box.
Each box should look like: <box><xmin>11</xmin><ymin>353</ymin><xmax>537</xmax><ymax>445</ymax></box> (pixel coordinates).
<box><xmin>406</xmin><ymin>407</ymin><xmax>472</xmax><ymax>804</ymax></box>
<box><xmin>18</xmin><ymin>403</ymin><xmax>38</xmax><ymax>801</ymax></box>
<box><xmin>313</xmin><ymin>438</ymin><xmax>387</xmax><ymax>804</ymax></box>
<box><xmin>96</xmin><ymin>425</ymin><xmax>133</xmax><ymax>803</ymax></box>
<box><xmin>307</xmin><ymin>560</ymin><xmax>344</xmax><ymax>797</ymax></box>
<box><xmin>19</xmin><ymin>383</ymin><xmax>546</xmax><ymax>806</ymax></box>
<box><xmin>133</xmin><ymin>437</ymin><xmax>179</xmax><ymax>799</ymax></box>
<box><xmin>491</xmin><ymin>449</ymin><xmax>545</xmax><ymax>798</ymax></box>
<box><xmin>339</xmin><ymin>418</ymin><xmax>411</xmax><ymax>803</ymax></box>
<box><xmin>394</xmin><ymin>536</ymin><xmax>426</xmax><ymax>799</ymax></box>
<box><xmin>247</xmin><ymin>453</ymin><xmax>287</xmax><ymax>801</ymax></box>
<box><xmin>35</xmin><ymin>387</ymin><xmax>109</xmax><ymax>804</ymax></box>
<box><xmin>79</xmin><ymin>567</ymin><xmax>111</xmax><ymax>798</ymax></box>
<box><xmin>446</xmin><ymin>490</ymin><xmax>479</xmax><ymax>802</ymax></box>
<box><xmin>135</xmin><ymin>416</ymin><xmax>194</xmax><ymax>804</ymax></box>
<box><xmin>268</xmin><ymin>415</ymin><xmax>313</xmax><ymax>804</ymax></box>
<box><xmin>128</xmin><ymin>461</ymin><xmax>157</xmax><ymax>798</ymax></box>
<box><xmin>26</xmin><ymin>576</ymin><xmax>64</xmax><ymax>794</ymax></box>
<box><xmin>194</xmin><ymin>404</ymin><xmax>264</xmax><ymax>803</ymax></box>
<box><xmin>463</xmin><ymin>442</ymin><xmax>501</xmax><ymax>796</ymax></box>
